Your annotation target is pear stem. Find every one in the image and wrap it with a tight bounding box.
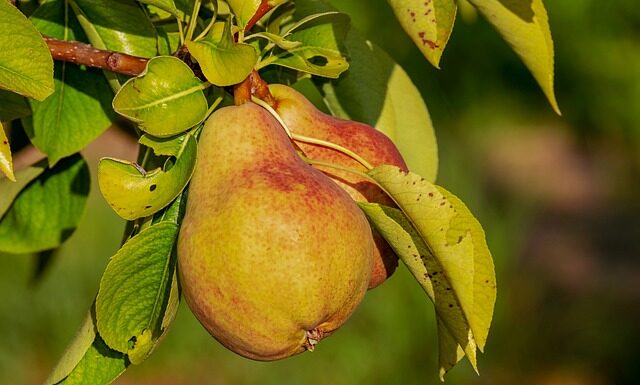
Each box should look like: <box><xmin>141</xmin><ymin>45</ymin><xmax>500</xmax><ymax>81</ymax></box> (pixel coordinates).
<box><xmin>251</xmin><ymin>95</ymin><xmax>293</xmax><ymax>136</ymax></box>
<box><xmin>291</xmin><ymin>134</ymin><xmax>374</xmax><ymax>171</ymax></box>
<box><xmin>300</xmin><ymin>157</ymin><xmax>374</xmax><ymax>183</ymax></box>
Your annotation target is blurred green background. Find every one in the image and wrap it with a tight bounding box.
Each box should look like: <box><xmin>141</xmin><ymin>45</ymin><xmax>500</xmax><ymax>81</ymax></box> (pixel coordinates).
<box><xmin>2</xmin><ymin>0</ymin><xmax>639</xmax><ymax>384</ymax></box>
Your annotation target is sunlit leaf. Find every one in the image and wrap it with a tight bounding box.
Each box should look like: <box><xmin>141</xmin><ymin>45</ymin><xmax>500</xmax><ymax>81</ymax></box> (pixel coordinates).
<box><xmin>98</xmin><ymin>134</ymin><xmax>197</xmax><ymax>220</ymax></box>
<box><xmin>323</xmin><ymin>29</ymin><xmax>438</xmax><ymax>181</ymax></box>
<box><xmin>186</xmin><ymin>22</ymin><xmax>258</xmax><ymax>86</ymax></box>
<box><xmin>45</xmin><ymin>313</ymin><xmax>98</xmax><ymax>385</ymax></box>
<box><xmin>137</xmin><ymin>0</ymin><xmax>179</xmax><ymax>17</ymax></box>
<box><xmin>467</xmin><ymin>0</ymin><xmax>560</xmax><ymax>113</ymax></box>
<box><xmin>113</xmin><ymin>57</ymin><xmax>208</xmax><ymax>137</ymax></box>
<box><xmin>0</xmin><ymin>1</ymin><xmax>54</xmax><ymax>100</ymax></box>
<box><xmin>387</xmin><ymin>0</ymin><xmax>457</xmax><ymax>68</ymax></box>
<box><xmin>70</xmin><ymin>0</ymin><xmax>157</xmax><ymax>57</ymax></box>
<box><xmin>227</xmin><ymin>0</ymin><xmax>261</xmax><ymax>30</ymax></box>
<box><xmin>29</xmin><ymin>0</ymin><xmax>115</xmax><ymax>166</ymax></box>
<box><xmin>0</xmin><ymin>154</ymin><xmax>90</xmax><ymax>254</ymax></box>
<box><xmin>0</xmin><ymin>122</ymin><xmax>14</xmax><ymax>182</ymax></box>
<box><xmin>362</xmin><ymin>165</ymin><xmax>497</xmax><ymax>378</ymax></box>
<box><xmin>266</xmin><ymin>10</ymin><xmax>350</xmax><ymax>79</ymax></box>
<box><xmin>96</xmin><ymin>221</ymin><xmax>179</xmax><ymax>363</ymax></box>
<box><xmin>358</xmin><ymin>202</ymin><xmax>478</xmax><ymax>373</ymax></box>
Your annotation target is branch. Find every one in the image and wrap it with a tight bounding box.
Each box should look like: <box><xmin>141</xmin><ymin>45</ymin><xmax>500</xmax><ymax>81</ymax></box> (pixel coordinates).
<box><xmin>244</xmin><ymin>0</ymin><xmax>274</xmax><ymax>32</ymax></box>
<box><xmin>44</xmin><ymin>36</ymin><xmax>148</xmax><ymax>76</ymax></box>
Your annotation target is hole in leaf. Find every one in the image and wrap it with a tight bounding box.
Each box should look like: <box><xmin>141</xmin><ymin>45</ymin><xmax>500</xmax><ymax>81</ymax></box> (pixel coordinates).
<box><xmin>150</xmin><ymin>184</ymin><xmax>157</xmax><ymax>192</ymax></box>
<box><xmin>308</xmin><ymin>56</ymin><xmax>328</xmax><ymax>67</ymax></box>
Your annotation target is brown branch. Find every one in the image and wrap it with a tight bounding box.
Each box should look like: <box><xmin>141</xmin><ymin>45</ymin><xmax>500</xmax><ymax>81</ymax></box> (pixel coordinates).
<box><xmin>44</xmin><ymin>36</ymin><xmax>148</xmax><ymax>76</ymax></box>
<box><xmin>244</xmin><ymin>0</ymin><xmax>274</xmax><ymax>32</ymax></box>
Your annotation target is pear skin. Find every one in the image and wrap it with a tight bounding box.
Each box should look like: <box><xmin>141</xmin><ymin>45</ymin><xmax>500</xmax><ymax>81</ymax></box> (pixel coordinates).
<box><xmin>269</xmin><ymin>84</ymin><xmax>408</xmax><ymax>288</ymax></box>
<box><xmin>178</xmin><ymin>103</ymin><xmax>374</xmax><ymax>361</ymax></box>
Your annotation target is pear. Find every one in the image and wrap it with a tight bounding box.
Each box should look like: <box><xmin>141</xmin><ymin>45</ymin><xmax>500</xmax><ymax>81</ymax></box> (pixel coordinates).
<box><xmin>269</xmin><ymin>84</ymin><xmax>408</xmax><ymax>288</ymax></box>
<box><xmin>178</xmin><ymin>103</ymin><xmax>374</xmax><ymax>361</ymax></box>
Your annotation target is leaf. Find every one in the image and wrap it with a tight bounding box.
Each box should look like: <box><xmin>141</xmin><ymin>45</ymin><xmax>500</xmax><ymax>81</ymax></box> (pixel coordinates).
<box><xmin>29</xmin><ymin>0</ymin><xmax>115</xmax><ymax>166</ymax></box>
<box><xmin>186</xmin><ymin>22</ymin><xmax>258</xmax><ymax>86</ymax></box>
<box><xmin>113</xmin><ymin>56</ymin><xmax>208</xmax><ymax>137</ymax></box>
<box><xmin>0</xmin><ymin>159</ymin><xmax>46</xmax><ymax>217</ymax></box>
<box><xmin>0</xmin><ymin>154</ymin><xmax>90</xmax><ymax>254</ymax></box>
<box><xmin>0</xmin><ymin>1</ymin><xmax>54</xmax><ymax>100</ymax></box>
<box><xmin>98</xmin><ymin>134</ymin><xmax>197</xmax><ymax>220</ymax></box>
<box><xmin>0</xmin><ymin>122</ymin><xmax>14</xmax><ymax>182</ymax></box>
<box><xmin>358</xmin><ymin>202</ymin><xmax>478</xmax><ymax>374</ymax></box>
<box><xmin>266</xmin><ymin>11</ymin><xmax>350</xmax><ymax>78</ymax></box>
<box><xmin>45</xmin><ymin>313</ymin><xmax>98</xmax><ymax>385</ymax></box>
<box><xmin>227</xmin><ymin>0</ymin><xmax>261</xmax><ymax>29</ymax></box>
<box><xmin>95</xmin><ymin>221</ymin><xmax>179</xmax><ymax>362</ymax></box>
<box><xmin>137</xmin><ymin>0</ymin><xmax>179</xmax><ymax>17</ymax></box>
<box><xmin>363</xmin><ymin>165</ymin><xmax>497</xmax><ymax>377</ymax></box>
<box><xmin>467</xmin><ymin>0</ymin><xmax>560</xmax><ymax>113</ymax></box>
<box><xmin>69</xmin><ymin>0</ymin><xmax>158</xmax><ymax>58</ymax></box>
<box><xmin>0</xmin><ymin>89</ymin><xmax>31</xmax><ymax>121</ymax></box>
<box><xmin>387</xmin><ymin>0</ymin><xmax>457</xmax><ymax>68</ymax></box>
<box><xmin>323</xmin><ymin>28</ymin><xmax>438</xmax><ymax>181</ymax></box>
<box><xmin>57</xmin><ymin>334</ymin><xmax>128</xmax><ymax>385</ymax></box>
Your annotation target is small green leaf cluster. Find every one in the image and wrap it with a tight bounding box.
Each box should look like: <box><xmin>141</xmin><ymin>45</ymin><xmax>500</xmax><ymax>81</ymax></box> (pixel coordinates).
<box><xmin>0</xmin><ymin>0</ymin><xmax>559</xmax><ymax>383</ymax></box>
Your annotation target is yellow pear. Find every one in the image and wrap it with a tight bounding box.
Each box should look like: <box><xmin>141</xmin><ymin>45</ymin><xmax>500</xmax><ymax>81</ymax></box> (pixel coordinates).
<box><xmin>270</xmin><ymin>84</ymin><xmax>408</xmax><ymax>288</ymax></box>
<box><xmin>178</xmin><ymin>103</ymin><xmax>374</xmax><ymax>361</ymax></box>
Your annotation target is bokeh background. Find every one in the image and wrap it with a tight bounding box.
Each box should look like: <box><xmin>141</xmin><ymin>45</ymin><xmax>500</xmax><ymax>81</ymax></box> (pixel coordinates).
<box><xmin>1</xmin><ymin>0</ymin><xmax>639</xmax><ymax>384</ymax></box>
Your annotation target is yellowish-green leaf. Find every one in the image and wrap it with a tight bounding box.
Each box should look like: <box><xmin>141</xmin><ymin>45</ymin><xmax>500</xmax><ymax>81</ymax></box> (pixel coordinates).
<box><xmin>0</xmin><ymin>1</ymin><xmax>54</xmax><ymax>100</ymax></box>
<box><xmin>0</xmin><ymin>122</ymin><xmax>14</xmax><ymax>182</ymax></box>
<box><xmin>437</xmin><ymin>185</ymin><xmax>496</xmax><ymax>350</ymax></box>
<box><xmin>113</xmin><ymin>56</ymin><xmax>208</xmax><ymax>137</ymax></box>
<box><xmin>98</xmin><ymin>134</ymin><xmax>197</xmax><ymax>220</ymax></box>
<box><xmin>323</xmin><ymin>29</ymin><xmax>438</xmax><ymax>181</ymax></box>
<box><xmin>363</xmin><ymin>165</ymin><xmax>497</xmax><ymax>377</ymax></box>
<box><xmin>387</xmin><ymin>0</ymin><xmax>457</xmax><ymax>68</ymax></box>
<box><xmin>95</xmin><ymin>221</ymin><xmax>179</xmax><ymax>361</ymax></box>
<box><xmin>45</xmin><ymin>313</ymin><xmax>97</xmax><ymax>385</ymax></box>
<box><xmin>186</xmin><ymin>22</ymin><xmax>258</xmax><ymax>86</ymax></box>
<box><xmin>437</xmin><ymin>318</ymin><xmax>466</xmax><ymax>381</ymax></box>
<box><xmin>467</xmin><ymin>0</ymin><xmax>560</xmax><ymax>113</ymax></box>
<box><xmin>227</xmin><ymin>0</ymin><xmax>261</xmax><ymax>29</ymax></box>
<box><xmin>358</xmin><ymin>202</ymin><xmax>478</xmax><ymax>374</ymax></box>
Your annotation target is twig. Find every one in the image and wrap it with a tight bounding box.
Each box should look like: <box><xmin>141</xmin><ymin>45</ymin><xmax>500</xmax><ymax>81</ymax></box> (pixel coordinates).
<box><xmin>44</xmin><ymin>36</ymin><xmax>148</xmax><ymax>76</ymax></box>
<box><xmin>244</xmin><ymin>0</ymin><xmax>274</xmax><ymax>32</ymax></box>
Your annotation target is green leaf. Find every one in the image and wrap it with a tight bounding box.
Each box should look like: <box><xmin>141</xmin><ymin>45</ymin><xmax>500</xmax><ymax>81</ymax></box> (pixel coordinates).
<box><xmin>0</xmin><ymin>159</ymin><xmax>46</xmax><ymax>217</ymax></box>
<box><xmin>363</xmin><ymin>165</ymin><xmax>497</xmax><ymax>378</ymax></box>
<box><xmin>57</xmin><ymin>334</ymin><xmax>128</xmax><ymax>385</ymax></box>
<box><xmin>323</xmin><ymin>29</ymin><xmax>438</xmax><ymax>181</ymax></box>
<box><xmin>0</xmin><ymin>122</ymin><xmax>14</xmax><ymax>182</ymax></box>
<box><xmin>0</xmin><ymin>89</ymin><xmax>31</xmax><ymax>121</ymax></box>
<box><xmin>95</xmin><ymin>221</ymin><xmax>179</xmax><ymax>362</ymax></box>
<box><xmin>0</xmin><ymin>154</ymin><xmax>90</xmax><ymax>254</ymax></box>
<box><xmin>29</xmin><ymin>0</ymin><xmax>115</xmax><ymax>166</ymax></box>
<box><xmin>70</xmin><ymin>0</ymin><xmax>158</xmax><ymax>57</ymax></box>
<box><xmin>113</xmin><ymin>56</ymin><xmax>208</xmax><ymax>137</ymax></box>
<box><xmin>387</xmin><ymin>0</ymin><xmax>457</xmax><ymax>68</ymax></box>
<box><xmin>227</xmin><ymin>0</ymin><xmax>261</xmax><ymax>29</ymax></box>
<box><xmin>137</xmin><ymin>0</ymin><xmax>179</xmax><ymax>17</ymax></box>
<box><xmin>45</xmin><ymin>313</ymin><xmax>99</xmax><ymax>385</ymax></box>
<box><xmin>186</xmin><ymin>22</ymin><xmax>258</xmax><ymax>86</ymax></box>
<box><xmin>265</xmin><ymin>11</ymin><xmax>350</xmax><ymax>78</ymax></box>
<box><xmin>467</xmin><ymin>0</ymin><xmax>560</xmax><ymax>113</ymax></box>
<box><xmin>98</xmin><ymin>134</ymin><xmax>197</xmax><ymax>220</ymax></box>
<box><xmin>0</xmin><ymin>1</ymin><xmax>53</xmax><ymax>100</ymax></box>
